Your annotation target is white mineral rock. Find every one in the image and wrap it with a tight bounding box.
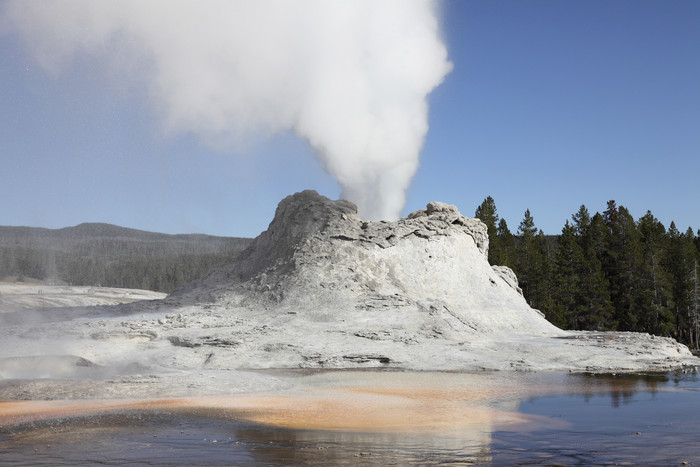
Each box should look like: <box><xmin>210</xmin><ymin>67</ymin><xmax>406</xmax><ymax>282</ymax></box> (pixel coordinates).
<box><xmin>0</xmin><ymin>190</ymin><xmax>697</xmax><ymax>399</ymax></box>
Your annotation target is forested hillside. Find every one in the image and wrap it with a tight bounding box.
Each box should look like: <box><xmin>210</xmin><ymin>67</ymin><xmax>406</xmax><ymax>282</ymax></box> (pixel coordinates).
<box><xmin>0</xmin><ymin>223</ymin><xmax>252</xmax><ymax>293</ymax></box>
<box><xmin>476</xmin><ymin>197</ymin><xmax>700</xmax><ymax>347</ymax></box>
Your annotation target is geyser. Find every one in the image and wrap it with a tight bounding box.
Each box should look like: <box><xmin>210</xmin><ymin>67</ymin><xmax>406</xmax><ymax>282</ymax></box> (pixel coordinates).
<box><xmin>2</xmin><ymin>0</ymin><xmax>452</xmax><ymax>220</ymax></box>
<box><xmin>0</xmin><ymin>190</ymin><xmax>697</xmax><ymax>406</ymax></box>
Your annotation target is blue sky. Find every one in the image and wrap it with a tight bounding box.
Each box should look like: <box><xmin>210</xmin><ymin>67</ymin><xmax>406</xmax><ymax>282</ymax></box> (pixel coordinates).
<box><xmin>1</xmin><ymin>0</ymin><xmax>698</xmax><ymax>238</ymax></box>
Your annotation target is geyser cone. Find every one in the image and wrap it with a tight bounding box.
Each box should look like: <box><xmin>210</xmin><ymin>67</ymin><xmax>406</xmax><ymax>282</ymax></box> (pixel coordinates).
<box><xmin>173</xmin><ymin>190</ymin><xmax>558</xmax><ymax>336</ymax></box>
<box><xmin>0</xmin><ymin>191</ymin><xmax>695</xmax><ymax>391</ymax></box>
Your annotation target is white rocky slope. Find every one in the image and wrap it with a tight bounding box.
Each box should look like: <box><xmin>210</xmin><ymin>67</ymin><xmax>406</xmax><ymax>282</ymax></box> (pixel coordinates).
<box><xmin>0</xmin><ymin>191</ymin><xmax>696</xmax><ymax>396</ymax></box>
<box><xmin>174</xmin><ymin>190</ymin><xmax>557</xmax><ymax>336</ymax></box>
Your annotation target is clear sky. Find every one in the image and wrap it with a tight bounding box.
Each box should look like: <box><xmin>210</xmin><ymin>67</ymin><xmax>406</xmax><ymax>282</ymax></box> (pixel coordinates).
<box><xmin>1</xmin><ymin>0</ymin><xmax>698</xmax><ymax>238</ymax></box>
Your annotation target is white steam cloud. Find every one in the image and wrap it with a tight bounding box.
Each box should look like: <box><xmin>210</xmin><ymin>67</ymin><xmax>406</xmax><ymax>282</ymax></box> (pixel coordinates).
<box><xmin>2</xmin><ymin>0</ymin><xmax>452</xmax><ymax>220</ymax></box>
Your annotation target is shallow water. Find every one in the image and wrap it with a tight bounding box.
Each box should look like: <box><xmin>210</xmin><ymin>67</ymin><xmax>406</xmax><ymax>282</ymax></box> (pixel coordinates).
<box><xmin>1</xmin><ymin>371</ymin><xmax>700</xmax><ymax>466</ymax></box>
<box><xmin>493</xmin><ymin>371</ymin><xmax>700</xmax><ymax>466</ymax></box>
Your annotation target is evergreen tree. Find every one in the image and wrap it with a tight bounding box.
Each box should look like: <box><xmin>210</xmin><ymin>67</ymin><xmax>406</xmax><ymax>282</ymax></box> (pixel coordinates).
<box><xmin>475</xmin><ymin>196</ymin><xmax>501</xmax><ymax>265</ymax></box>
<box><xmin>666</xmin><ymin>222</ymin><xmax>685</xmax><ymax>338</ymax></box>
<box><xmin>573</xmin><ymin>207</ymin><xmax>614</xmax><ymax>329</ymax></box>
<box><xmin>685</xmin><ymin>227</ymin><xmax>700</xmax><ymax>345</ymax></box>
<box><xmin>518</xmin><ymin>209</ymin><xmax>538</xmax><ymax>238</ymax></box>
<box><xmin>553</xmin><ymin>215</ymin><xmax>614</xmax><ymax>331</ymax></box>
<box><xmin>579</xmin><ymin>247</ymin><xmax>614</xmax><ymax>330</ymax></box>
<box><xmin>572</xmin><ymin>204</ymin><xmax>591</xmax><ymax>244</ymax></box>
<box><xmin>497</xmin><ymin>218</ymin><xmax>516</xmax><ymax>269</ymax></box>
<box><xmin>516</xmin><ymin>209</ymin><xmax>542</xmax><ymax>309</ymax></box>
<box><xmin>637</xmin><ymin>211</ymin><xmax>674</xmax><ymax>335</ymax></box>
<box><xmin>533</xmin><ymin>229</ymin><xmax>555</xmax><ymax>315</ymax></box>
<box><xmin>601</xmin><ymin>201</ymin><xmax>621</xmax><ymax>292</ymax></box>
<box><xmin>665</xmin><ymin>223</ymin><xmax>698</xmax><ymax>343</ymax></box>
<box><xmin>618</xmin><ymin>206</ymin><xmax>645</xmax><ymax>331</ymax></box>
<box><xmin>551</xmin><ymin>221</ymin><xmax>584</xmax><ymax>328</ymax></box>
<box><xmin>602</xmin><ymin>202</ymin><xmax>643</xmax><ymax>331</ymax></box>
<box><xmin>587</xmin><ymin>212</ymin><xmax>608</xmax><ymax>262</ymax></box>
<box><xmin>691</xmin><ymin>253</ymin><xmax>700</xmax><ymax>350</ymax></box>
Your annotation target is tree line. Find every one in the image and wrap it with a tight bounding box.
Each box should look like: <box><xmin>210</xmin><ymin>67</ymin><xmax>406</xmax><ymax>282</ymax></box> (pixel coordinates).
<box><xmin>0</xmin><ymin>223</ymin><xmax>252</xmax><ymax>293</ymax></box>
<box><xmin>476</xmin><ymin>197</ymin><xmax>700</xmax><ymax>347</ymax></box>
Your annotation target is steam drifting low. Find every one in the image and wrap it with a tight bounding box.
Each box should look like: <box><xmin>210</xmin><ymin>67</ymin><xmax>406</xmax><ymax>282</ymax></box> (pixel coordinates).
<box><xmin>2</xmin><ymin>0</ymin><xmax>452</xmax><ymax>220</ymax></box>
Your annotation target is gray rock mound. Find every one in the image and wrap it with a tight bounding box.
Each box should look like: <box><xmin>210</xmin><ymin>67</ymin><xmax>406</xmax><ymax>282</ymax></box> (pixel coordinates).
<box><xmin>172</xmin><ymin>190</ymin><xmax>556</xmax><ymax>335</ymax></box>
<box><xmin>1</xmin><ymin>190</ymin><xmax>695</xmax><ymax>382</ymax></box>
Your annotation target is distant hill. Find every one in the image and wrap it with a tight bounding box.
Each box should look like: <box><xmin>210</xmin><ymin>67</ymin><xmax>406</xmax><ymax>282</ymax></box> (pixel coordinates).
<box><xmin>0</xmin><ymin>223</ymin><xmax>253</xmax><ymax>293</ymax></box>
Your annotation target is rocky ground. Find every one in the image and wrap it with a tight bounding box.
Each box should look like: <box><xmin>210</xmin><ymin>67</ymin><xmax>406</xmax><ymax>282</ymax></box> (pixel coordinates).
<box><xmin>0</xmin><ymin>282</ymin><xmax>166</xmax><ymax>312</ymax></box>
<box><xmin>1</xmin><ymin>191</ymin><xmax>697</xmax><ymax>401</ymax></box>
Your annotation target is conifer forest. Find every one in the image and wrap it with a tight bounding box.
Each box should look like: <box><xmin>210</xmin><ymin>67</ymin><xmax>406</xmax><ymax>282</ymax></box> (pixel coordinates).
<box><xmin>0</xmin><ymin>223</ymin><xmax>251</xmax><ymax>294</ymax></box>
<box><xmin>476</xmin><ymin>197</ymin><xmax>700</xmax><ymax>348</ymax></box>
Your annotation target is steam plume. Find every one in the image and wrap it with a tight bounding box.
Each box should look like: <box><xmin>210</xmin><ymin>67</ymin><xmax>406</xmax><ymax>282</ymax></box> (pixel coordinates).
<box><xmin>2</xmin><ymin>0</ymin><xmax>451</xmax><ymax>220</ymax></box>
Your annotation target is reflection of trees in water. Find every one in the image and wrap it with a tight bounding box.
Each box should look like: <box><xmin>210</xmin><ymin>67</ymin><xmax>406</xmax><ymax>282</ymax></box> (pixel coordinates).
<box><xmin>569</xmin><ymin>371</ymin><xmax>698</xmax><ymax>407</ymax></box>
<box><xmin>671</xmin><ymin>368</ymin><xmax>699</xmax><ymax>385</ymax></box>
<box><xmin>493</xmin><ymin>371</ymin><xmax>700</xmax><ymax>466</ymax></box>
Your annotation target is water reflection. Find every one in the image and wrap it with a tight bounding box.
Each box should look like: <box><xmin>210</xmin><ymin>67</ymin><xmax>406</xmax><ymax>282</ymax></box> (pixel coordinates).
<box><xmin>562</xmin><ymin>369</ymin><xmax>699</xmax><ymax>407</ymax></box>
<box><xmin>493</xmin><ymin>370</ymin><xmax>700</xmax><ymax>465</ymax></box>
<box><xmin>2</xmin><ymin>370</ymin><xmax>700</xmax><ymax>465</ymax></box>
<box><xmin>234</xmin><ymin>425</ymin><xmax>493</xmax><ymax>465</ymax></box>
<box><xmin>1</xmin><ymin>412</ymin><xmax>497</xmax><ymax>466</ymax></box>
<box><xmin>568</xmin><ymin>372</ymin><xmax>665</xmax><ymax>407</ymax></box>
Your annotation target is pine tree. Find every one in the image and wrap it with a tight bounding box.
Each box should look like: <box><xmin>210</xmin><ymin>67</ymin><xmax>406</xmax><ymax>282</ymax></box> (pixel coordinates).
<box><xmin>602</xmin><ymin>202</ymin><xmax>642</xmax><ymax>331</ymax></box>
<box><xmin>666</xmin><ymin>222</ymin><xmax>685</xmax><ymax>338</ymax></box>
<box><xmin>587</xmin><ymin>212</ymin><xmax>608</xmax><ymax>262</ymax></box>
<box><xmin>618</xmin><ymin>206</ymin><xmax>644</xmax><ymax>331</ymax></box>
<box><xmin>579</xmin><ymin>247</ymin><xmax>614</xmax><ymax>330</ymax></box>
<box><xmin>574</xmin><ymin>207</ymin><xmax>613</xmax><ymax>329</ymax></box>
<box><xmin>637</xmin><ymin>211</ymin><xmax>674</xmax><ymax>335</ymax></box>
<box><xmin>691</xmin><ymin>255</ymin><xmax>699</xmax><ymax>350</ymax></box>
<box><xmin>665</xmin><ymin>224</ymin><xmax>699</xmax><ymax>343</ymax></box>
<box><xmin>601</xmin><ymin>201</ymin><xmax>621</xmax><ymax>328</ymax></box>
<box><xmin>475</xmin><ymin>196</ymin><xmax>501</xmax><ymax>265</ymax></box>
<box><xmin>533</xmin><ymin>229</ymin><xmax>555</xmax><ymax>315</ymax></box>
<box><xmin>497</xmin><ymin>218</ymin><xmax>516</xmax><ymax>269</ymax></box>
<box><xmin>553</xmin><ymin>212</ymin><xmax>614</xmax><ymax>331</ymax></box>
<box><xmin>552</xmin><ymin>221</ymin><xmax>584</xmax><ymax>328</ymax></box>
<box><xmin>572</xmin><ymin>205</ymin><xmax>591</xmax><ymax>244</ymax></box>
<box><xmin>516</xmin><ymin>209</ymin><xmax>542</xmax><ymax>309</ymax></box>
<box><xmin>518</xmin><ymin>209</ymin><xmax>538</xmax><ymax>238</ymax></box>
<box><xmin>687</xmin><ymin>227</ymin><xmax>700</xmax><ymax>346</ymax></box>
